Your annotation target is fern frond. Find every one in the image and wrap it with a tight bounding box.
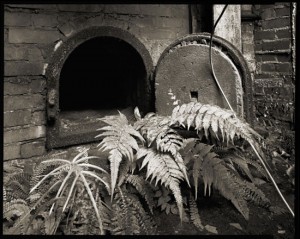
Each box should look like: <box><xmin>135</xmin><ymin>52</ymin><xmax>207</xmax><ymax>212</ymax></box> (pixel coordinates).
<box><xmin>110</xmin><ymin>187</ymin><xmax>156</xmax><ymax>235</ymax></box>
<box><xmin>181</xmin><ymin>140</ymin><xmax>216</xmax><ymax>199</ymax></box>
<box><xmin>170</xmin><ymin>102</ymin><xmax>263</xmax><ymax>144</ymax></box>
<box><xmin>134</xmin><ymin>113</ymin><xmax>189</xmax><ymax>185</ymax></box>
<box><xmin>6</xmin><ymin>173</ymin><xmax>31</xmax><ymax>201</ymax></box>
<box><xmin>235</xmin><ymin>178</ymin><xmax>271</xmax><ymax>209</ymax></box>
<box><xmin>207</xmin><ymin>157</ymin><xmax>250</xmax><ymax>220</ymax></box>
<box><xmin>125</xmin><ymin>174</ymin><xmax>155</xmax><ymax>214</ymax></box>
<box><xmin>96</xmin><ymin>111</ymin><xmax>144</xmax><ymax>197</ymax></box>
<box><xmin>137</xmin><ymin>147</ymin><xmax>184</xmax><ymax>221</ymax></box>
<box><xmin>189</xmin><ymin>195</ymin><xmax>204</xmax><ymax>231</ymax></box>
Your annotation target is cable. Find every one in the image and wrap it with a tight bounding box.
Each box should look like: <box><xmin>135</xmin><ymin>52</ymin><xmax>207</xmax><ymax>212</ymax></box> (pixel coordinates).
<box><xmin>209</xmin><ymin>4</ymin><xmax>294</xmax><ymax>217</ymax></box>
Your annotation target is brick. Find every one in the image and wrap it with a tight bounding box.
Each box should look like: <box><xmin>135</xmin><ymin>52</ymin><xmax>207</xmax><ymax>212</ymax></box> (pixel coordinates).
<box><xmin>4</xmin><ymin>45</ymin><xmax>27</xmax><ymax>60</ymax></box>
<box><xmin>32</xmin><ymin>14</ymin><xmax>58</xmax><ymax>27</ymax></box>
<box><xmin>57</xmin><ymin>4</ymin><xmax>105</xmax><ymax>12</ymax></box>
<box><xmin>153</xmin><ymin>17</ymin><xmax>187</xmax><ymax>29</ymax></box>
<box><xmin>4</xmin><ymin>94</ymin><xmax>45</xmax><ymax>111</ymax></box>
<box><xmin>58</xmin><ymin>22</ymin><xmax>74</xmax><ymax>37</ymax></box>
<box><xmin>275</xmin><ymin>63</ymin><xmax>292</xmax><ymax>72</ymax></box>
<box><xmin>275</xmin><ymin>7</ymin><xmax>290</xmax><ymax>17</ymax></box>
<box><xmin>261</xmin><ymin>8</ymin><xmax>275</xmax><ymax>20</ymax></box>
<box><xmin>261</xmin><ymin>63</ymin><xmax>275</xmax><ymax>72</ymax></box>
<box><xmin>4</xmin><ymin>12</ymin><xmax>31</xmax><ymax>26</ymax></box>
<box><xmin>4</xmin><ymin>126</ymin><xmax>46</xmax><ymax>144</ymax></box>
<box><xmin>4</xmin><ymin>144</ymin><xmax>21</xmax><ymax>160</ymax></box>
<box><xmin>32</xmin><ymin>111</ymin><xmax>46</xmax><ymax>125</ymax></box>
<box><xmin>4</xmin><ymin>79</ymin><xmax>46</xmax><ymax>95</ymax></box>
<box><xmin>4</xmin><ymin>61</ymin><xmax>44</xmax><ymax>76</ymax></box>
<box><xmin>260</xmin><ymin>55</ymin><xmax>277</xmax><ymax>62</ymax></box>
<box><xmin>254</xmin><ymin>30</ymin><xmax>275</xmax><ymax>40</ymax></box>
<box><xmin>8</xmin><ymin>28</ymin><xmax>60</xmax><ymax>44</ymax></box>
<box><xmin>276</xmin><ymin>28</ymin><xmax>291</xmax><ymax>39</ymax></box>
<box><xmin>6</xmin><ymin>4</ymin><xmax>57</xmax><ymax>10</ymax></box>
<box><xmin>276</xmin><ymin>54</ymin><xmax>291</xmax><ymax>62</ymax></box>
<box><xmin>4</xmin><ymin>45</ymin><xmax>43</xmax><ymax>61</ymax></box>
<box><xmin>259</xmin><ymin>5</ymin><xmax>275</xmax><ymax>10</ymax></box>
<box><xmin>4</xmin><ymin>110</ymin><xmax>31</xmax><ymax>127</ymax></box>
<box><xmin>21</xmin><ymin>141</ymin><xmax>46</xmax><ymax>158</ymax></box>
<box><xmin>261</xmin><ymin>17</ymin><xmax>290</xmax><ymax>29</ymax></box>
<box><xmin>261</xmin><ymin>39</ymin><xmax>291</xmax><ymax>51</ymax></box>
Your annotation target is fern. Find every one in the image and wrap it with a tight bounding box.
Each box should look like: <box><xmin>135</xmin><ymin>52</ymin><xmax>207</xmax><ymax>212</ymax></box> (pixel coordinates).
<box><xmin>170</xmin><ymin>102</ymin><xmax>263</xmax><ymax>145</ymax></box>
<box><xmin>3</xmin><ymin>199</ymin><xmax>30</xmax><ymax>234</ymax></box>
<box><xmin>189</xmin><ymin>195</ymin><xmax>204</xmax><ymax>231</ymax></box>
<box><xmin>96</xmin><ymin>111</ymin><xmax>145</xmax><ymax>197</ymax></box>
<box><xmin>5</xmin><ymin>173</ymin><xmax>31</xmax><ymax>201</ymax></box>
<box><xmin>110</xmin><ymin>187</ymin><xmax>156</xmax><ymax>235</ymax></box>
<box><xmin>134</xmin><ymin>111</ymin><xmax>190</xmax><ymax>186</ymax></box>
<box><xmin>125</xmin><ymin>174</ymin><xmax>155</xmax><ymax>214</ymax></box>
<box><xmin>137</xmin><ymin>147</ymin><xmax>185</xmax><ymax>221</ymax></box>
<box><xmin>181</xmin><ymin>140</ymin><xmax>215</xmax><ymax>199</ymax></box>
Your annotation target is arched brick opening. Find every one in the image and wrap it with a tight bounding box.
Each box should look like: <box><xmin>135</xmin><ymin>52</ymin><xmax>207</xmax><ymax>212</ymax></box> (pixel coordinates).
<box><xmin>46</xmin><ymin>26</ymin><xmax>153</xmax><ymax>149</ymax></box>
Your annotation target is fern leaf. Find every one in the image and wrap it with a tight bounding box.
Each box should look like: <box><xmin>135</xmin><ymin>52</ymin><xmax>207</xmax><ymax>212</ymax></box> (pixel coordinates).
<box><xmin>125</xmin><ymin>174</ymin><xmax>155</xmax><ymax>214</ymax></box>
<box><xmin>189</xmin><ymin>196</ymin><xmax>204</xmax><ymax>231</ymax></box>
<box><xmin>97</xmin><ymin>112</ymin><xmax>144</xmax><ymax>197</ymax></box>
<box><xmin>137</xmin><ymin>147</ymin><xmax>184</xmax><ymax>221</ymax></box>
<box><xmin>108</xmin><ymin>149</ymin><xmax>122</xmax><ymax>197</ymax></box>
<box><xmin>181</xmin><ymin>140</ymin><xmax>216</xmax><ymax>199</ymax></box>
<box><xmin>209</xmin><ymin>158</ymin><xmax>250</xmax><ymax>220</ymax></box>
<box><xmin>5</xmin><ymin>173</ymin><xmax>31</xmax><ymax>201</ymax></box>
<box><xmin>170</xmin><ymin>102</ymin><xmax>263</xmax><ymax>144</ymax></box>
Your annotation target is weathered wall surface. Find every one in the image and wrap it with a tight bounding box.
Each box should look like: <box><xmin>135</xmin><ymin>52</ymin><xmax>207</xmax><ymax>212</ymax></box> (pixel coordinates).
<box><xmin>251</xmin><ymin>3</ymin><xmax>294</xmax><ymax>129</ymax></box>
<box><xmin>3</xmin><ymin>4</ymin><xmax>190</xmax><ymax>160</ymax></box>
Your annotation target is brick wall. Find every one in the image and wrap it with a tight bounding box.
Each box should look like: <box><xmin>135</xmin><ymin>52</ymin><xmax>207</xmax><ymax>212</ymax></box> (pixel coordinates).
<box><xmin>3</xmin><ymin>4</ymin><xmax>189</xmax><ymax>161</ymax></box>
<box><xmin>252</xmin><ymin>3</ymin><xmax>295</xmax><ymax>129</ymax></box>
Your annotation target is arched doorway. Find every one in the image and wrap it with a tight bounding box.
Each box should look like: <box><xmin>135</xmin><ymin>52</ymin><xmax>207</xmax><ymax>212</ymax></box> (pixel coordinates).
<box><xmin>46</xmin><ymin>27</ymin><xmax>153</xmax><ymax>149</ymax></box>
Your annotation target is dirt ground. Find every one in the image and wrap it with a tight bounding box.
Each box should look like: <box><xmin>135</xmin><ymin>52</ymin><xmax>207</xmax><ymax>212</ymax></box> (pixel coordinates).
<box><xmin>154</xmin><ymin>181</ymin><xmax>295</xmax><ymax>238</ymax></box>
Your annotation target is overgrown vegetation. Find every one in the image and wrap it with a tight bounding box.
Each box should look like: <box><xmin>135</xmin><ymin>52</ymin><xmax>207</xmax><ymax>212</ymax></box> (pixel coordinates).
<box><xmin>3</xmin><ymin>102</ymin><xmax>289</xmax><ymax>235</ymax></box>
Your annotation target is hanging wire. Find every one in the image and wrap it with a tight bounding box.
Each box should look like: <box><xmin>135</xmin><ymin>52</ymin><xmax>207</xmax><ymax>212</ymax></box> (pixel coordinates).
<box><xmin>209</xmin><ymin>4</ymin><xmax>294</xmax><ymax>217</ymax></box>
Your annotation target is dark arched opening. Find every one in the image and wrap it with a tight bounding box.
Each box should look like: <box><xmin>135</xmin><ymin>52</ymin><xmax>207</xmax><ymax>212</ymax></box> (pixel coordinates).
<box><xmin>59</xmin><ymin>36</ymin><xmax>146</xmax><ymax>112</ymax></box>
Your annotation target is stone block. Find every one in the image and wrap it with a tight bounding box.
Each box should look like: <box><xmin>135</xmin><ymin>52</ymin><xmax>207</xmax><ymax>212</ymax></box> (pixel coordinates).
<box><xmin>57</xmin><ymin>4</ymin><xmax>105</xmax><ymax>12</ymax></box>
<box><xmin>4</xmin><ymin>12</ymin><xmax>31</xmax><ymax>26</ymax></box>
<box><xmin>32</xmin><ymin>111</ymin><xmax>46</xmax><ymax>125</ymax></box>
<box><xmin>4</xmin><ymin>94</ymin><xmax>45</xmax><ymax>111</ymax></box>
<box><xmin>4</xmin><ymin>125</ymin><xmax>46</xmax><ymax>144</ymax></box>
<box><xmin>4</xmin><ymin>143</ymin><xmax>21</xmax><ymax>160</ymax></box>
<box><xmin>4</xmin><ymin>61</ymin><xmax>44</xmax><ymax>76</ymax></box>
<box><xmin>4</xmin><ymin>110</ymin><xmax>31</xmax><ymax>127</ymax></box>
<box><xmin>21</xmin><ymin>140</ymin><xmax>46</xmax><ymax>158</ymax></box>
<box><xmin>6</xmin><ymin>4</ymin><xmax>57</xmax><ymax>10</ymax></box>
<box><xmin>8</xmin><ymin>28</ymin><xmax>60</xmax><ymax>44</ymax></box>
<box><xmin>4</xmin><ymin>78</ymin><xmax>46</xmax><ymax>95</ymax></box>
<box><xmin>32</xmin><ymin>14</ymin><xmax>58</xmax><ymax>27</ymax></box>
<box><xmin>4</xmin><ymin>45</ymin><xmax>27</xmax><ymax>60</ymax></box>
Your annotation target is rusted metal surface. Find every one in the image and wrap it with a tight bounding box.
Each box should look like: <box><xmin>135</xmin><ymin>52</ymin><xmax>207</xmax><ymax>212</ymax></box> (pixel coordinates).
<box><xmin>154</xmin><ymin>33</ymin><xmax>254</xmax><ymax>124</ymax></box>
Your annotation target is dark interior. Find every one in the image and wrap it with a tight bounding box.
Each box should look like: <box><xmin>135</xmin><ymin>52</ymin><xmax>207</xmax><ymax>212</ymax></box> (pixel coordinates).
<box><xmin>59</xmin><ymin>36</ymin><xmax>146</xmax><ymax>111</ymax></box>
